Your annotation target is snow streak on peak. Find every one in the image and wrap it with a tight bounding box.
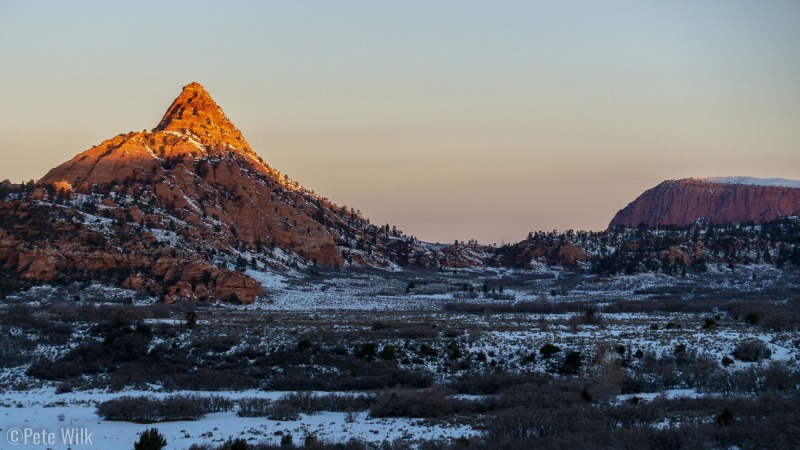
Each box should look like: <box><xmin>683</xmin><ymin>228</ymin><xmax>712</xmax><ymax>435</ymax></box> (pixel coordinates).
<box><xmin>695</xmin><ymin>176</ymin><xmax>800</xmax><ymax>189</ymax></box>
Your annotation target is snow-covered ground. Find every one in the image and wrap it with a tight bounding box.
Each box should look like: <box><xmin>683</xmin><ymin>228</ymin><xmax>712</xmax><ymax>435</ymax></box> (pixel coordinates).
<box><xmin>0</xmin><ymin>388</ymin><xmax>476</xmax><ymax>450</ymax></box>
<box><xmin>1</xmin><ymin>262</ymin><xmax>798</xmax><ymax>449</ymax></box>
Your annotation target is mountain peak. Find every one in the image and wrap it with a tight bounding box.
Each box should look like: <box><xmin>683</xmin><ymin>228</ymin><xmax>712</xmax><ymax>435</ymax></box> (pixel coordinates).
<box><xmin>153</xmin><ymin>81</ymin><xmax>253</xmax><ymax>155</ymax></box>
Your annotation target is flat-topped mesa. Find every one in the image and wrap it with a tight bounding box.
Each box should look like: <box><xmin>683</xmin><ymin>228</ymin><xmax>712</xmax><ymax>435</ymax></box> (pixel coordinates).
<box><xmin>609</xmin><ymin>177</ymin><xmax>800</xmax><ymax>228</ymax></box>
<box><xmin>153</xmin><ymin>81</ymin><xmax>254</xmax><ymax>156</ymax></box>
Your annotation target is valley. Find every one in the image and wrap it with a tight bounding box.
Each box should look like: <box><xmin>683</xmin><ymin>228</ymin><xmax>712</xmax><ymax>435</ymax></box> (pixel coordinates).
<box><xmin>1</xmin><ymin>265</ymin><xmax>798</xmax><ymax>448</ymax></box>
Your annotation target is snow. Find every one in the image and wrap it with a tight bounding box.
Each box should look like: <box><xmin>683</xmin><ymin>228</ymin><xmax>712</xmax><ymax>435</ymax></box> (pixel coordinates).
<box><xmin>697</xmin><ymin>176</ymin><xmax>800</xmax><ymax>189</ymax></box>
<box><xmin>614</xmin><ymin>389</ymin><xmax>707</xmax><ymax>404</ymax></box>
<box><xmin>0</xmin><ymin>388</ymin><xmax>477</xmax><ymax>449</ymax></box>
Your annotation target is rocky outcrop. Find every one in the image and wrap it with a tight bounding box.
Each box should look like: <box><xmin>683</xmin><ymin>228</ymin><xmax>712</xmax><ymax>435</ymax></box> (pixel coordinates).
<box><xmin>39</xmin><ymin>81</ymin><xmax>344</xmax><ymax>268</ymax></box>
<box><xmin>609</xmin><ymin>178</ymin><xmax>800</xmax><ymax>228</ymax></box>
<box><xmin>493</xmin><ymin>239</ymin><xmax>589</xmax><ymax>269</ymax></box>
<box><xmin>0</xmin><ymin>203</ymin><xmax>264</xmax><ymax>303</ymax></box>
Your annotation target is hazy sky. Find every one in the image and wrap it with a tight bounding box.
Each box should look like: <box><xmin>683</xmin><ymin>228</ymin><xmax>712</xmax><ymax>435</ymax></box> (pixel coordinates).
<box><xmin>1</xmin><ymin>1</ymin><xmax>799</xmax><ymax>244</ymax></box>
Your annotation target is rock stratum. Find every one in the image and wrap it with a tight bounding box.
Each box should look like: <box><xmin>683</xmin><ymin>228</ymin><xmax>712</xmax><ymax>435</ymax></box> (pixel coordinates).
<box><xmin>609</xmin><ymin>178</ymin><xmax>800</xmax><ymax>228</ymax></box>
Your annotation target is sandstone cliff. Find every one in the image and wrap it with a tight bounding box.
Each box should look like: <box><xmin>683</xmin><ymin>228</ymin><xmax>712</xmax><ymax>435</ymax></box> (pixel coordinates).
<box><xmin>609</xmin><ymin>178</ymin><xmax>800</xmax><ymax>228</ymax></box>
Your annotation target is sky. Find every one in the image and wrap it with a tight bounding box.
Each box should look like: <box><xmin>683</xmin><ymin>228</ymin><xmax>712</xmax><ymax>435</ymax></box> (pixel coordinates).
<box><xmin>1</xmin><ymin>1</ymin><xmax>799</xmax><ymax>244</ymax></box>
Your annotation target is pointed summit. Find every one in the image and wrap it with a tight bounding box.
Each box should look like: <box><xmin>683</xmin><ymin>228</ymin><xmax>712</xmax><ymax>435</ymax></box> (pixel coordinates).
<box><xmin>154</xmin><ymin>82</ymin><xmax>253</xmax><ymax>155</ymax></box>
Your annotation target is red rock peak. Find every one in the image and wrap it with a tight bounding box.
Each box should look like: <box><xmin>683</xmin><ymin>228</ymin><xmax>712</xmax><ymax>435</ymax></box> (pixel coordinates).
<box><xmin>154</xmin><ymin>81</ymin><xmax>253</xmax><ymax>155</ymax></box>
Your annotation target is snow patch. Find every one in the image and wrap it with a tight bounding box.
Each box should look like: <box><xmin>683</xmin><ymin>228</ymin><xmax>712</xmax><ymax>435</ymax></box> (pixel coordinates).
<box><xmin>696</xmin><ymin>176</ymin><xmax>800</xmax><ymax>189</ymax></box>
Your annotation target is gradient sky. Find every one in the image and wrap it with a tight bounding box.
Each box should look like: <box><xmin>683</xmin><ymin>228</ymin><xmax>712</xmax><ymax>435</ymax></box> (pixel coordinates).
<box><xmin>1</xmin><ymin>1</ymin><xmax>799</xmax><ymax>244</ymax></box>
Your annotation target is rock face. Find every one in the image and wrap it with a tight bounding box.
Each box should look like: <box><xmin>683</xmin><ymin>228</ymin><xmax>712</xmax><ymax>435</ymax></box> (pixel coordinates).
<box><xmin>610</xmin><ymin>178</ymin><xmax>800</xmax><ymax>228</ymax></box>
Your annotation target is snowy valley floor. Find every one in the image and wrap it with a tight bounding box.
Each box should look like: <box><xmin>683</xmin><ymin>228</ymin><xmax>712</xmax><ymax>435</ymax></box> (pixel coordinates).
<box><xmin>1</xmin><ymin>265</ymin><xmax>799</xmax><ymax>449</ymax></box>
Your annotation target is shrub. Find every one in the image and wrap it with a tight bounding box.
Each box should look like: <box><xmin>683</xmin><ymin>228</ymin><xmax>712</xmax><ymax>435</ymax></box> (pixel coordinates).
<box><xmin>198</xmin><ymin>395</ymin><xmax>236</xmax><ymax>413</ymax></box>
<box><xmin>369</xmin><ymin>388</ymin><xmax>483</xmax><ymax>418</ymax></box>
<box><xmin>97</xmin><ymin>395</ymin><xmax>205</xmax><ymax>422</ymax></box>
<box><xmin>304</xmin><ymin>433</ymin><xmax>318</xmax><ymax>447</ymax></box>
<box><xmin>721</xmin><ymin>356</ymin><xmax>734</xmax><ymax>367</ymax></box>
<box><xmin>220</xmin><ymin>438</ymin><xmax>249</xmax><ymax>450</ymax></box>
<box><xmin>419</xmin><ymin>344</ymin><xmax>438</xmax><ymax>357</ymax></box>
<box><xmin>715</xmin><ymin>407</ymin><xmax>734</xmax><ymax>427</ymax></box>
<box><xmin>732</xmin><ymin>339</ymin><xmax>772</xmax><ymax>362</ymax></box>
<box><xmin>267</xmin><ymin>401</ymin><xmax>301</xmax><ymax>421</ymax></box>
<box><xmin>380</xmin><ymin>344</ymin><xmax>398</xmax><ymax>360</ymax></box>
<box><xmin>275</xmin><ymin>392</ymin><xmax>374</xmax><ymax>414</ymax></box>
<box><xmin>236</xmin><ymin>397</ymin><xmax>272</xmax><ymax>417</ymax></box>
<box><xmin>358</xmin><ymin>342</ymin><xmax>377</xmax><ymax>360</ymax></box>
<box><xmin>540</xmin><ymin>343</ymin><xmax>561</xmax><ymax>359</ymax></box>
<box><xmin>560</xmin><ymin>351</ymin><xmax>582</xmax><ymax>375</ymax></box>
<box><xmin>55</xmin><ymin>382</ymin><xmax>73</xmax><ymax>394</ymax></box>
<box><xmin>761</xmin><ymin>361</ymin><xmax>796</xmax><ymax>392</ymax></box>
<box><xmin>134</xmin><ymin>428</ymin><xmax>167</xmax><ymax>450</ymax></box>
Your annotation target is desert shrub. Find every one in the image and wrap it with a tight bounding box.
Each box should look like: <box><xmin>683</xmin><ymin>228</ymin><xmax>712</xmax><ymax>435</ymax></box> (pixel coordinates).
<box><xmin>104</xmin><ymin>328</ymin><xmax>151</xmax><ymax>362</ymax></box>
<box><xmin>380</xmin><ymin>344</ymin><xmax>398</xmax><ymax>360</ymax></box>
<box><xmin>729</xmin><ymin>368</ymin><xmax>759</xmax><ymax>394</ymax></box>
<box><xmin>96</xmin><ymin>395</ymin><xmax>205</xmax><ymax>422</ymax></box>
<box><xmin>540</xmin><ymin>343</ymin><xmax>561</xmax><ymax>359</ymax></box>
<box><xmin>370</xmin><ymin>388</ymin><xmax>484</xmax><ymax>419</ymax></box>
<box><xmin>265</xmin><ymin>357</ymin><xmax>432</xmax><ymax>391</ymax></box>
<box><xmin>444</xmin><ymin>300</ymin><xmax>589</xmax><ymax>315</ymax></box>
<box><xmin>721</xmin><ymin>356</ymin><xmax>734</xmax><ymax>367</ymax></box>
<box><xmin>760</xmin><ymin>361</ymin><xmax>797</xmax><ymax>392</ymax></box>
<box><xmin>29</xmin><ymin>321</ymin><xmax>154</xmax><ymax>380</ymax></box>
<box><xmin>134</xmin><ymin>427</ymin><xmax>167</xmax><ymax>450</ymax></box>
<box><xmin>560</xmin><ymin>351</ymin><xmax>582</xmax><ymax>375</ymax></box>
<box><xmin>452</xmin><ymin>372</ymin><xmax>544</xmax><ymax>395</ymax></box>
<box><xmin>267</xmin><ymin>401</ymin><xmax>301</xmax><ymax>421</ymax></box>
<box><xmin>55</xmin><ymin>382</ymin><xmax>73</xmax><ymax>394</ymax></box>
<box><xmin>732</xmin><ymin>339</ymin><xmax>772</xmax><ymax>362</ymax></box>
<box><xmin>169</xmin><ymin>369</ymin><xmax>259</xmax><ymax>391</ymax></box>
<box><xmin>275</xmin><ymin>392</ymin><xmax>374</xmax><ymax>414</ymax></box>
<box><xmin>357</xmin><ymin>342</ymin><xmax>377</xmax><ymax>360</ymax></box>
<box><xmin>0</xmin><ymin>334</ymin><xmax>36</xmax><ymax>368</ymax></box>
<box><xmin>419</xmin><ymin>343</ymin><xmax>438</xmax><ymax>357</ymax></box>
<box><xmin>716</xmin><ymin>407</ymin><xmax>735</xmax><ymax>427</ymax></box>
<box><xmin>197</xmin><ymin>394</ymin><xmax>235</xmax><ymax>413</ymax></box>
<box><xmin>189</xmin><ymin>335</ymin><xmax>240</xmax><ymax>354</ymax></box>
<box><xmin>680</xmin><ymin>354</ymin><xmax>719</xmax><ymax>388</ymax></box>
<box><xmin>222</xmin><ymin>438</ymin><xmax>250</xmax><ymax>450</ymax></box>
<box><xmin>236</xmin><ymin>397</ymin><xmax>273</xmax><ymax>417</ymax></box>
